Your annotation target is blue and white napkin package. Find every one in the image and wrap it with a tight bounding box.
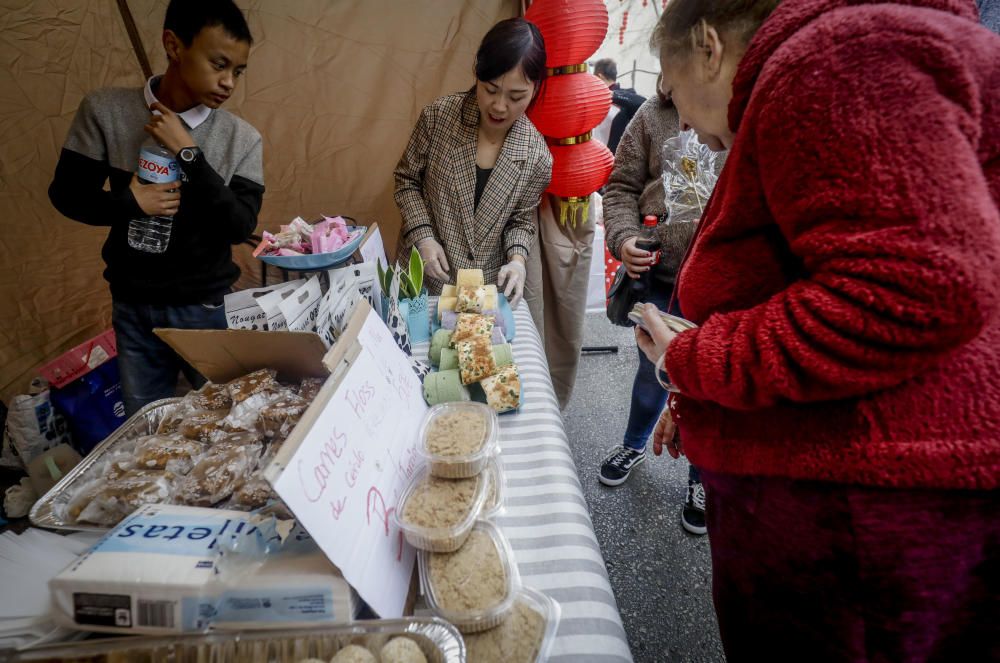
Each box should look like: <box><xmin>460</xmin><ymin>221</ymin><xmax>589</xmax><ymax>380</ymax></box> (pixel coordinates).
<box><xmin>49</xmin><ymin>503</ymin><xmax>357</xmax><ymax>635</ymax></box>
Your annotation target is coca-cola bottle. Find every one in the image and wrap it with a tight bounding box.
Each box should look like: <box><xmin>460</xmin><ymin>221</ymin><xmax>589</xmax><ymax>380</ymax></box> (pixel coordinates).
<box><xmin>630</xmin><ymin>215</ymin><xmax>662</xmax><ymax>299</ymax></box>
<box><xmin>127</xmin><ymin>138</ymin><xmax>180</xmax><ymax>254</ymax></box>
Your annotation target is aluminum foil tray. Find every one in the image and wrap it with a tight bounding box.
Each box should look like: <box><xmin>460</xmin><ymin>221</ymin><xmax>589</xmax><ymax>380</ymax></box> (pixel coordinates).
<box><xmin>9</xmin><ymin>617</ymin><xmax>465</xmax><ymax>662</ymax></box>
<box><xmin>29</xmin><ymin>398</ymin><xmax>183</xmax><ymax>532</ymax></box>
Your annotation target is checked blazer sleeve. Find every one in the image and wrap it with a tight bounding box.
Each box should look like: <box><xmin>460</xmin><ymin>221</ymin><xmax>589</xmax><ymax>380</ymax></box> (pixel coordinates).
<box><xmin>394</xmin><ymin>105</ymin><xmax>437</xmax><ymax>246</ymax></box>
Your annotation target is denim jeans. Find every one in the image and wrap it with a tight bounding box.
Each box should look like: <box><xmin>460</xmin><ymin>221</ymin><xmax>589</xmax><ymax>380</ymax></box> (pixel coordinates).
<box><xmin>112</xmin><ymin>299</ymin><xmax>227</xmax><ymax>416</ymax></box>
<box><xmin>622</xmin><ymin>286</ymin><xmax>700</xmax><ymax>484</ymax></box>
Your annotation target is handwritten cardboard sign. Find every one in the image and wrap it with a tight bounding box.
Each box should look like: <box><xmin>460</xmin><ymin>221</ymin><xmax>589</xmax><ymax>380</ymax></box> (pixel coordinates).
<box><xmin>267</xmin><ymin>301</ymin><xmax>426</xmax><ymax>618</ymax></box>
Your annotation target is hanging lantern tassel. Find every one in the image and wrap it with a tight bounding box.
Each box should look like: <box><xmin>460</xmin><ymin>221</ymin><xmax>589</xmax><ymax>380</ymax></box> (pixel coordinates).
<box><xmin>556</xmin><ymin>196</ymin><xmax>591</xmax><ymax>229</ymax></box>
<box><xmin>546</xmin><ymin>135</ymin><xmax>615</xmax><ymax>227</ymax></box>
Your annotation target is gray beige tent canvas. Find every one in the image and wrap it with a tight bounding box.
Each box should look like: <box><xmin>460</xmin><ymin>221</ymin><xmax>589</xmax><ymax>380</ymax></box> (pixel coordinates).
<box><xmin>0</xmin><ymin>0</ymin><xmax>518</xmax><ymax>401</ymax></box>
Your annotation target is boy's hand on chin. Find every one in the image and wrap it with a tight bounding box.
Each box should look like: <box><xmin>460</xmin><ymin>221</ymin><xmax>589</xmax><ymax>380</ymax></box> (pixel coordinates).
<box><xmin>146</xmin><ymin>102</ymin><xmax>196</xmax><ymax>154</ymax></box>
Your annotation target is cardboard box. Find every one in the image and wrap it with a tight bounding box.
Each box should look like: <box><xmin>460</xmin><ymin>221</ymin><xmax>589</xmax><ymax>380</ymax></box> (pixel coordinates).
<box><xmin>153</xmin><ymin>302</ymin><xmax>421</xmax><ymax>618</ymax></box>
<box><xmin>153</xmin><ymin>327</ymin><xmax>332</xmax><ymax>385</ymax></box>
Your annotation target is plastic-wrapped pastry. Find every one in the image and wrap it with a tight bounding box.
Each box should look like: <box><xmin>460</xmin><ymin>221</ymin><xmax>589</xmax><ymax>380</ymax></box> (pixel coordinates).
<box><xmin>104</xmin><ymin>457</ymin><xmax>136</xmax><ymax>481</ymax></box>
<box><xmin>63</xmin><ymin>480</ymin><xmax>104</xmax><ymax>523</ymax></box>
<box><xmin>456</xmin><ymin>285</ymin><xmax>488</xmax><ymax>314</ymax></box>
<box><xmin>259</xmin><ymin>392</ymin><xmax>309</xmax><ymax>439</ymax></box>
<box><xmin>456</xmin><ymin>268</ymin><xmax>485</xmax><ymax>289</ymax></box>
<box><xmin>260</xmin><ymin>433</ymin><xmax>291</xmax><ymax>464</ymax></box>
<box><xmin>456</xmin><ymin>338</ymin><xmax>498</xmax><ymax>385</ymax></box>
<box><xmin>177</xmin><ymin>409</ymin><xmax>229</xmax><ymax>443</ymax></box>
<box><xmin>226</xmin><ymin>368</ymin><xmax>279</xmax><ymax>404</ymax></box>
<box><xmin>297</xmin><ymin>377</ymin><xmax>325</xmax><ymax>403</ymax></box>
<box><xmin>218</xmin><ymin>390</ymin><xmax>281</xmax><ymax>435</ymax></box>
<box><xmin>75</xmin><ymin>470</ymin><xmax>176</xmax><ymax>526</ymax></box>
<box><xmin>228</xmin><ymin>474</ymin><xmax>274</xmax><ymax>511</ymax></box>
<box><xmin>133</xmin><ymin>434</ymin><xmax>205</xmax><ymax>474</ymax></box>
<box><xmin>480</xmin><ymin>364</ymin><xmax>522</xmax><ymax>413</ymax></box>
<box><xmin>429</xmin><ymin>329</ymin><xmax>453</xmax><ymax>366</ymax></box>
<box><xmin>176</xmin><ymin>447</ymin><xmax>257</xmax><ymax>507</ymax></box>
<box><xmin>452</xmin><ymin>313</ymin><xmax>495</xmax><ymax>345</ymax></box>
<box><xmin>188</xmin><ymin>382</ymin><xmax>232</xmax><ymax>410</ymax></box>
<box><xmin>211</xmin><ymin>430</ymin><xmax>265</xmax><ymax>457</ymax></box>
<box><xmin>156</xmin><ymin>401</ymin><xmax>195</xmax><ymax>435</ymax></box>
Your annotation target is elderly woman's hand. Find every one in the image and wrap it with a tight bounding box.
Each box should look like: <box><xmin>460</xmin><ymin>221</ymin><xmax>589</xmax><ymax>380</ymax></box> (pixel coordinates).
<box><xmin>652</xmin><ymin>405</ymin><xmax>682</xmax><ymax>458</ymax></box>
<box><xmin>635</xmin><ymin>302</ymin><xmax>677</xmax><ymax>365</ymax></box>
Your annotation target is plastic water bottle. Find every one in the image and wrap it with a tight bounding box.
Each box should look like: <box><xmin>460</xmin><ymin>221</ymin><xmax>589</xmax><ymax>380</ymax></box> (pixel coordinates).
<box><xmin>127</xmin><ymin>139</ymin><xmax>180</xmax><ymax>253</ymax></box>
<box><xmin>631</xmin><ymin>215</ymin><xmax>662</xmax><ymax>298</ymax></box>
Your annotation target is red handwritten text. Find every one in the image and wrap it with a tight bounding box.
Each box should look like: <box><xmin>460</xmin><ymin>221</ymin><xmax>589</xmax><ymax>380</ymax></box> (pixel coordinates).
<box><xmin>299</xmin><ymin>427</ymin><xmax>348</xmax><ymax>503</ymax></box>
<box><xmin>345</xmin><ymin>381</ymin><xmax>376</xmax><ymax>418</ymax></box>
<box><xmin>345</xmin><ymin>449</ymin><xmax>365</xmax><ymax>488</ymax></box>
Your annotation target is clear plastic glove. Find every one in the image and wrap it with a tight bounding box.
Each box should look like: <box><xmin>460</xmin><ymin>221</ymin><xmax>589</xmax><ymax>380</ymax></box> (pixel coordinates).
<box><xmin>417</xmin><ymin>237</ymin><xmax>450</xmax><ymax>282</ymax></box>
<box><xmin>497</xmin><ymin>257</ymin><xmax>527</xmax><ymax>309</ymax></box>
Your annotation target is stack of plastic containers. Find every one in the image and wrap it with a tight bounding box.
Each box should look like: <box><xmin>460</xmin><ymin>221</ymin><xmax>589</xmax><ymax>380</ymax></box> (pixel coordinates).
<box><xmin>393</xmin><ymin>403</ymin><xmax>559</xmax><ymax>662</ymax></box>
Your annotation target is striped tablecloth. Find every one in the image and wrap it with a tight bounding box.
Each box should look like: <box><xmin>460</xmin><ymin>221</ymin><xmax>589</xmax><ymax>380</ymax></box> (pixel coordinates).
<box><xmin>415</xmin><ymin>302</ymin><xmax>632</xmax><ymax>663</ymax></box>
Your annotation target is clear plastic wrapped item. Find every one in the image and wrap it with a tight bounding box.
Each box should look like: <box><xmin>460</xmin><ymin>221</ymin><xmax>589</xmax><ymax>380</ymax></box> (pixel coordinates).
<box><xmin>418</xmin><ymin>402</ymin><xmax>499</xmax><ymax>478</ymax></box>
<box><xmin>227</xmin><ymin>368</ymin><xmax>279</xmax><ymax>403</ymax></box>
<box><xmin>74</xmin><ymin>469</ymin><xmax>176</xmax><ymax>526</ymax></box>
<box><xmin>212</xmin><ymin>430</ymin><xmax>267</xmax><ymax>467</ymax></box>
<box><xmin>220</xmin><ymin>389</ymin><xmax>286</xmax><ymax>435</ymax></box>
<box><xmin>481</xmin><ymin>453</ymin><xmax>506</xmax><ymax>519</ymax></box>
<box><xmin>259</xmin><ymin>392</ymin><xmax>310</xmax><ymax>439</ymax></box>
<box><xmin>132</xmin><ymin>434</ymin><xmax>205</xmax><ymax>474</ymax></box>
<box><xmin>177</xmin><ymin>447</ymin><xmax>258</xmax><ymax>506</ymax></box>
<box><xmin>419</xmin><ymin>520</ymin><xmax>520</xmax><ymax>633</ymax></box>
<box><xmin>228</xmin><ymin>473</ymin><xmax>275</xmax><ymax>511</ymax></box>
<box><xmin>177</xmin><ymin>408</ymin><xmax>229</xmax><ymax>442</ymax></box>
<box><xmin>661</xmin><ymin>129</ymin><xmax>721</xmax><ymax>226</ymax></box>
<box><xmin>189</xmin><ymin>381</ymin><xmax>233</xmax><ymax>410</ymax></box>
<box><xmin>297</xmin><ymin>376</ymin><xmax>326</xmax><ymax>403</ymax></box>
<box><xmin>463</xmin><ymin>587</ymin><xmax>561</xmax><ymax>663</ymax></box>
<box><xmin>394</xmin><ymin>465</ymin><xmax>486</xmax><ymax>552</ymax></box>
<box><xmin>32</xmin><ymin>398</ymin><xmax>182</xmax><ymax>531</ymax></box>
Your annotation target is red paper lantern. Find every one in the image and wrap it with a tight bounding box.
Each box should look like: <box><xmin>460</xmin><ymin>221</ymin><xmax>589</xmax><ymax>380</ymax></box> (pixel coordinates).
<box><xmin>547</xmin><ymin>139</ymin><xmax>614</xmax><ymax>198</ymax></box>
<box><xmin>527</xmin><ymin>73</ymin><xmax>611</xmax><ymax>138</ymax></box>
<box><xmin>525</xmin><ymin>0</ymin><xmax>609</xmax><ymax>68</ymax></box>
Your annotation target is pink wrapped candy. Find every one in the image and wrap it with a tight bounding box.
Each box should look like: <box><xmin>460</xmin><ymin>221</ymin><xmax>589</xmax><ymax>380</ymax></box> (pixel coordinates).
<box><xmin>311</xmin><ymin>215</ymin><xmax>350</xmax><ymax>254</ymax></box>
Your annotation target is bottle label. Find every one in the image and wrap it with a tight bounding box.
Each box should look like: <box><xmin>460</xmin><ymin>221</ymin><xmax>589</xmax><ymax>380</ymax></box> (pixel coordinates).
<box><xmin>650</xmin><ymin>249</ymin><xmax>661</xmax><ymax>266</ymax></box>
<box><xmin>138</xmin><ymin>149</ymin><xmax>180</xmax><ymax>184</ymax></box>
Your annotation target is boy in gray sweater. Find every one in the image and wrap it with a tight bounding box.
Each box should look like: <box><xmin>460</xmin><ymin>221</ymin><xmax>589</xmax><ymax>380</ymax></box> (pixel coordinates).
<box><xmin>49</xmin><ymin>0</ymin><xmax>264</xmax><ymax>415</ymax></box>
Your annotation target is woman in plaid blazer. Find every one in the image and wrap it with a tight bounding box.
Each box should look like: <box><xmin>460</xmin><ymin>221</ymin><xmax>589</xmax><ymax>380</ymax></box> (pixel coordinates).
<box><xmin>394</xmin><ymin>18</ymin><xmax>552</xmax><ymax>306</ymax></box>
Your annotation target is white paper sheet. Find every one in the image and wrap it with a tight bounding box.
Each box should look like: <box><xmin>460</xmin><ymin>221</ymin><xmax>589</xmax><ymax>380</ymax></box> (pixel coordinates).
<box><xmin>272</xmin><ymin>309</ymin><xmax>426</xmax><ymax>618</ymax></box>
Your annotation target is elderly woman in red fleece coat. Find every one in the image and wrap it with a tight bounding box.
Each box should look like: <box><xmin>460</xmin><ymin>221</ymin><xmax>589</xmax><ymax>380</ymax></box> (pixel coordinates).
<box><xmin>636</xmin><ymin>0</ymin><xmax>1000</xmax><ymax>660</ymax></box>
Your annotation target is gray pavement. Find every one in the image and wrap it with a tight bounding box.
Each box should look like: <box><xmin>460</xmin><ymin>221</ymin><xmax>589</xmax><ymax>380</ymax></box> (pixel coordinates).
<box><xmin>563</xmin><ymin>313</ymin><xmax>725</xmax><ymax>663</ymax></box>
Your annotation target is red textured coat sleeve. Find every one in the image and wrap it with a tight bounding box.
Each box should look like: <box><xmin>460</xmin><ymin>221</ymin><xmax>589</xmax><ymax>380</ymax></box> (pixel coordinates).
<box><xmin>666</xmin><ymin>34</ymin><xmax>1000</xmax><ymax>410</ymax></box>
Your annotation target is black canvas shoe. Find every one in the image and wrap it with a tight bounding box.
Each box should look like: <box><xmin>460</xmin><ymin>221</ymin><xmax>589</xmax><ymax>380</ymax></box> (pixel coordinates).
<box><xmin>598</xmin><ymin>446</ymin><xmax>646</xmax><ymax>486</ymax></box>
<box><xmin>681</xmin><ymin>479</ymin><xmax>707</xmax><ymax>535</ymax></box>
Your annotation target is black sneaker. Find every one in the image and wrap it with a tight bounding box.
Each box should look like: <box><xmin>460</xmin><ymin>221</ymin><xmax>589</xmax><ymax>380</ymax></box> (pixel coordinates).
<box><xmin>681</xmin><ymin>480</ymin><xmax>707</xmax><ymax>535</ymax></box>
<box><xmin>598</xmin><ymin>446</ymin><xmax>646</xmax><ymax>486</ymax></box>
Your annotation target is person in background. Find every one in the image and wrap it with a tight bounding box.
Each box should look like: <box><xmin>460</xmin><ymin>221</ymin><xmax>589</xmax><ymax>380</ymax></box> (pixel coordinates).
<box><xmin>599</xmin><ymin>79</ymin><xmax>725</xmax><ymax>537</ymax></box>
<box><xmin>978</xmin><ymin>0</ymin><xmax>1000</xmax><ymax>32</ymax></box>
<box><xmin>48</xmin><ymin>0</ymin><xmax>264</xmax><ymax>415</ymax></box>
<box><xmin>592</xmin><ymin>59</ymin><xmax>621</xmax><ymax>149</ymax></box>
<box><xmin>593</xmin><ymin>58</ymin><xmax>646</xmax><ymax>155</ymax></box>
<box><xmin>394</xmin><ymin>18</ymin><xmax>552</xmax><ymax>308</ymax></box>
<box><xmin>638</xmin><ymin>0</ymin><xmax>1000</xmax><ymax>659</ymax></box>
